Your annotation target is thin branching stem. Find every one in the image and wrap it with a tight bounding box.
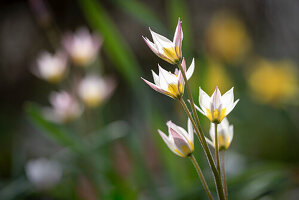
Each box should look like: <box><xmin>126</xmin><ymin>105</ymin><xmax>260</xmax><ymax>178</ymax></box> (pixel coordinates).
<box><xmin>189</xmin><ymin>154</ymin><xmax>214</xmax><ymax>200</ymax></box>
<box><xmin>177</xmin><ymin>61</ymin><xmax>225</xmax><ymax>200</ymax></box>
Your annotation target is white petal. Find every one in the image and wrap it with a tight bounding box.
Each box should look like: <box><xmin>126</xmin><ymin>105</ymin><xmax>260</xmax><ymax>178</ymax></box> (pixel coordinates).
<box><xmin>205</xmin><ymin>137</ymin><xmax>215</xmax><ymax>148</ymax></box>
<box><xmin>220</xmin><ymin>117</ymin><xmax>229</xmax><ymax>130</ymax></box>
<box><xmin>194</xmin><ymin>102</ymin><xmax>206</xmax><ymax>115</ymax></box>
<box><xmin>169</xmin><ymin>126</ymin><xmax>191</xmax><ymax>156</ymax></box>
<box><xmin>199</xmin><ymin>87</ymin><xmax>211</xmax><ymax>111</ymax></box>
<box><xmin>150</xmin><ymin>28</ymin><xmax>173</xmax><ymax>51</ymax></box>
<box><xmin>186</xmin><ymin>58</ymin><xmax>195</xmax><ymax>80</ymax></box>
<box><xmin>151</xmin><ymin>70</ymin><xmax>160</xmax><ymax>85</ymax></box>
<box><xmin>158</xmin><ymin>129</ymin><xmax>182</xmax><ymax>157</ymax></box>
<box><xmin>209</xmin><ymin>122</ymin><xmax>216</xmax><ymax>142</ymax></box>
<box><xmin>187</xmin><ymin>118</ymin><xmax>194</xmax><ymax>144</ymax></box>
<box><xmin>221</xmin><ymin>87</ymin><xmax>234</xmax><ymax>109</ymax></box>
<box><xmin>173</xmin><ymin>18</ymin><xmax>183</xmax><ymax>48</ymax></box>
<box><xmin>211</xmin><ymin>87</ymin><xmax>222</xmax><ymax>110</ymax></box>
<box><xmin>166</xmin><ymin>121</ymin><xmax>189</xmax><ymax>142</ymax></box>
<box><xmin>226</xmin><ymin>99</ymin><xmax>239</xmax><ymax>116</ymax></box>
<box><xmin>158</xmin><ymin>65</ymin><xmax>178</xmax><ymax>89</ymax></box>
<box><xmin>143</xmin><ymin>36</ymin><xmax>159</xmax><ymax>54</ymax></box>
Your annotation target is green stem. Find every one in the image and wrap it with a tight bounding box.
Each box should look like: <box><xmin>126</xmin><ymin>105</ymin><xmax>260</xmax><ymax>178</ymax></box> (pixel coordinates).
<box><xmin>189</xmin><ymin>154</ymin><xmax>214</xmax><ymax>200</ymax></box>
<box><xmin>215</xmin><ymin>123</ymin><xmax>221</xmax><ymax>173</ymax></box>
<box><xmin>221</xmin><ymin>151</ymin><xmax>228</xmax><ymax>200</ymax></box>
<box><xmin>177</xmin><ymin>63</ymin><xmax>225</xmax><ymax>200</ymax></box>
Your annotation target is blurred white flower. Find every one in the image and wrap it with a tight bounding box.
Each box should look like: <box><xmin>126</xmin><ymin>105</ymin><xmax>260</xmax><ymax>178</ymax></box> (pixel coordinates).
<box><xmin>143</xmin><ymin>18</ymin><xmax>183</xmax><ymax>64</ymax></box>
<box><xmin>26</xmin><ymin>158</ymin><xmax>62</xmax><ymax>190</ymax></box>
<box><xmin>44</xmin><ymin>91</ymin><xmax>83</xmax><ymax>123</ymax></box>
<box><xmin>63</xmin><ymin>27</ymin><xmax>102</xmax><ymax>67</ymax></box>
<box><xmin>207</xmin><ymin>117</ymin><xmax>234</xmax><ymax>151</ymax></box>
<box><xmin>196</xmin><ymin>87</ymin><xmax>239</xmax><ymax>124</ymax></box>
<box><xmin>35</xmin><ymin>50</ymin><xmax>68</xmax><ymax>83</ymax></box>
<box><xmin>78</xmin><ymin>75</ymin><xmax>116</xmax><ymax>108</ymax></box>
<box><xmin>142</xmin><ymin>58</ymin><xmax>194</xmax><ymax>99</ymax></box>
<box><xmin>158</xmin><ymin>119</ymin><xmax>194</xmax><ymax>157</ymax></box>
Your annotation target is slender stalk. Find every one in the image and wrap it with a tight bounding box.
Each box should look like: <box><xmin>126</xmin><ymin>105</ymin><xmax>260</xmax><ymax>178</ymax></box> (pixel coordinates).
<box><xmin>177</xmin><ymin>63</ymin><xmax>225</xmax><ymax>200</ymax></box>
<box><xmin>221</xmin><ymin>151</ymin><xmax>228</xmax><ymax>200</ymax></box>
<box><xmin>179</xmin><ymin>99</ymin><xmax>225</xmax><ymax>200</ymax></box>
<box><xmin>189</xmin><ymin>154</ymin><xmax>214</xmax><ymax>200</ymax></box>
<box><xmin>215</xmin><ymin>123</ymin><xmax>221</xmax><ymax>173</ymax></box>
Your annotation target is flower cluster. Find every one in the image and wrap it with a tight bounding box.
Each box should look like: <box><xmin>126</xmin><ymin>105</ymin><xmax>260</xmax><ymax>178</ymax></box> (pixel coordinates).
<box><xmin>33</xmin><ymin>27</ymin><xmax>116</xmax><ymax>123</ymax></box>
<box><xmin>142</xmin><ymin>18</ymin><xmax>238</xmax><ymax>154</ymax></box>
<box><xmin>142</xmin><ymin>18</ymin><xmax>239</xmax><ymax>199</ymax></box>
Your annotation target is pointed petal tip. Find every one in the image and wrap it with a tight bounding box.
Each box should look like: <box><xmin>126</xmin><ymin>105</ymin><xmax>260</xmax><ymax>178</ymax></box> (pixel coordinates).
<box><xmin>142</xmin><ymin>36</ymin><xmax>147</xmax><ymax>41</ymax></box>
<box><xmin>157</xmin><ymin>129</ymin><xmax>163</xmax><ymax>135</ymax></box>
<box><xmin>166</xmin><ymin>120</ymin><xmax>172</xmax><ymax>126</ymax></box>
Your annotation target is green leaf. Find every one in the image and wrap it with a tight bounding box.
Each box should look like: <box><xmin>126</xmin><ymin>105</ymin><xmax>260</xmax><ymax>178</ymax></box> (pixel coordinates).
<box><xmin>78</xmin><ymin>0</ymin><xmax>141</xmax><ymax>88</ymax></box>
<box><xmin>112</xmin><ymin>0</ymin><xmax>167</xmax><ymax>34</ymax></box>
<box><xmin>87</xmin><ymin>120</ymin><xmax>129</xmax><ymax>150</ymax></box>
<box><xmin>0</xmin><ymin>176</ymin><xmax>32</xmax><ymax>200</ymax></box>
<box><xmin>25</xmin><ymin>103</ymin><xmax>84</xmax><ymax>154</ymax></box>
<box><xmin>78</xmin><ymin>0</ymin><xmax>152</xmax><ymax>118</ymax></box>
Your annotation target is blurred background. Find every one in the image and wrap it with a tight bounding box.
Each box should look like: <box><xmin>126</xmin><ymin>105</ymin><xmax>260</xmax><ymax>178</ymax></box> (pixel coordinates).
<box><xmin>0</xmin><ymin>0</ymin><xmax>299</xmax><ymax>199</ymax></box>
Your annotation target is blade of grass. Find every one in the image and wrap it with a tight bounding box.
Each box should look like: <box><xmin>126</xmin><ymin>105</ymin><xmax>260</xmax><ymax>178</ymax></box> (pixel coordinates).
<box><xmin>25</xmin><ymin>103</ymin><xmax>84</xmax><ymax>154</ymax></box>
<box><xmin>78</xmin><ymin>0</ymin><xmax>140</xmax><ymax>88</ymax></box>
<box><xmin>112</xmin><ymin>0</ymin><xmax>167</xmax><ymax>34</ymax></box>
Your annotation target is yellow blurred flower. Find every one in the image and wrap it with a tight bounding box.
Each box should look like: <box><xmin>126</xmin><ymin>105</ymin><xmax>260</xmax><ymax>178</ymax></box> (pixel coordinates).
<box><xmin>205</xmin><ymin>59</ymin><xmax>233</xmax><ymax>93</ymax></box>
<box><xmin>248</xmin><ymin>59</ymin><xmax>298</xmax><ymax>104</ymax></box>
<box><xmin>205</xmin><ymin>12</ymin><xmax>251</xmax><ymax>64</ymax></box>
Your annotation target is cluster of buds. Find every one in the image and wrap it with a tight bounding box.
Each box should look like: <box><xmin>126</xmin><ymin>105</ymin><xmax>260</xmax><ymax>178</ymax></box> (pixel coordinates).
<box><xmin>33</xmin><ymin>28</ymin><xmax>115</xmax><ymax>123</ymax></box>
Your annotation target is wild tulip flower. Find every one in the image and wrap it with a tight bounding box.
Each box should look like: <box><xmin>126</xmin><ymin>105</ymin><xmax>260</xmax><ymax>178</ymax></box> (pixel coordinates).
<box><xmin>196</xmin><ymin>87</ymin><xmax>239</xmax><ymax>123</ymax></box>
<box><xmin>158</xmin><ymin>119</ymin><xmax>194</xmax><ymax>157</ymax></box>
<box><xmin>143</xmin><ymin>18</ymin><xmax>183</xmax><ymax>64</ymax></box>
<box><xmin>207</xmin><ymin>118</ymin><xmax>233</xmax><ymax>151</ymax></box>
<box><xmin>78</xmin><ymin>75</ymin><xmax>116</xmax><ymax>108</ymax></box>
<box><xmin>63</xmin><ymin>28</ymin><xmax>101</xmax><ymax>67</ymax></box>
<box><xmin>142</xmin><ymin>58</ymin><xmax>194</xmax><ymax>99</ymax></box>
<box><xmin>44</xmin><ymin>91</ymin><xmax>83</xmax><ymax>123</ymax></box>
<box><xmin>35</xmin><ymin>50</ymin><xmax>68</xmax><ymax>83</ymax></box>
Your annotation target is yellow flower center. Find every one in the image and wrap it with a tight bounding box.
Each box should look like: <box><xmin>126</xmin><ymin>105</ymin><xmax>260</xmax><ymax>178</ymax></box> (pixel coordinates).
<box><xmin>48</xmin><ymin>73</ymin><xmax>63</xmax><ymax>83</ymax></box>
<box><xmin>206</xmin><ymin>108</ymin><xmax>227</xmax><ymax>123</ymax></box>
<box><xmin>163</xmin><ymin>47</ymin><xmax>180</xmax><ymax>63</ymax></box>
<box><xmin>217</xmin><ymin>134</ymin><xmax>230</xmax><ymax>150</ymax></box>
<box><xmin>174</xmin><ymin>145</ymin><xmax>192</xmax><ymax>157</ymax></box>
<box><xmin>167</xmin><ymin>83</ymin><xmax>184</xmax><ymax>98</ymax></box>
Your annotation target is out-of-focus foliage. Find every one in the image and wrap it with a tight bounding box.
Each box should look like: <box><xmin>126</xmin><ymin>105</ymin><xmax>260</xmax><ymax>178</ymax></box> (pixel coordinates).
<box><xmin>0</xmin><ymin>0</ymin><xmax>299</xmax><ymax>199</ymax></box>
